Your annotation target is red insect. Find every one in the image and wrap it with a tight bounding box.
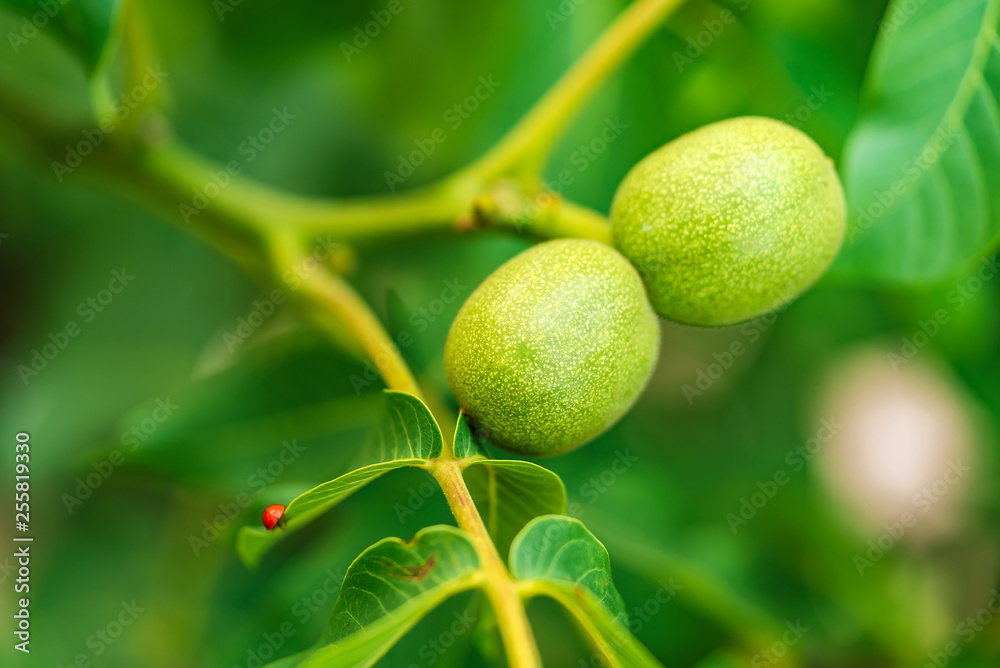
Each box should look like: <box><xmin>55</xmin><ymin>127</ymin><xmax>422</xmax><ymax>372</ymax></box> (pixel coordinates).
<box><xmin>262</xmin><ymin>504</ymin><xmax>287</xmax><ymax>531</ymax></box>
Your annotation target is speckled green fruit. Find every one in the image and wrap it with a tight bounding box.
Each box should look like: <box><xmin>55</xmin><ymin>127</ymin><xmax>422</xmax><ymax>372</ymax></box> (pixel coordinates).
<box><xmin>611</xmin><ymin>116</ymin><xmax>846</xmax><ymax>326</ymax></box>
<box><xmin>444</xmin><ymin>239</ymin><xmax>660</xmax><ymax>456</ymax></box>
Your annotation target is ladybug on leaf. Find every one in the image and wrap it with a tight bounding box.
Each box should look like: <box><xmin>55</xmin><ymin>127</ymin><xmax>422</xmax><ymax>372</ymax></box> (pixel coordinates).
<box><xmin>262</xmin><ymin>504</ymin><xmax>287</xmax><ymax>531</ymax></box>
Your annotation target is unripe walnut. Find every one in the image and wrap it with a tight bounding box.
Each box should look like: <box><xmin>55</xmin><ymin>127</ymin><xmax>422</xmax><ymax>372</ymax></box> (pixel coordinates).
<box><xmin>611</xmin><ymin>116</ymin><xmax>846</xmax><ymax>326</ymax></box>
<box><xmin>444</xmin><ymin>239</ymin><xmax>660</xmax><ymax>456</ymax></box>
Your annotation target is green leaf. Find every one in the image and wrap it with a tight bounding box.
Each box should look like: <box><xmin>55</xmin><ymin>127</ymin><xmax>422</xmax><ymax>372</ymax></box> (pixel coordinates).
<box><xmin>452</xmin><ymin>412</ymin><xmax>485</xmax><ymax>459</ymax></box>
<box><xmin>834</xmin><ymin>0</ymin><xmax>1000</xmax><ymax>284</ymax></box>
<box><xmin>236</xmin><ymin>458</ymin><xmax>426</xmax><ymax>567</ymax></box>
<box><xmin>510</xmin><ymin>516</ymin><xmax>663</xmax><ymax>668</ymax></box>
<box><xmin>237</xmin><ymin>391</ymin><xmax>443</xmax><ymax>567</ymax></box>
<box><xmin>2</xmin><ymin>0</ymin><xmax>122</xmax><ymax>75</ymax></box>
<box><xmin>273</xmin><ymin>525</ymin><xmax>482</xmax><ymax>668</ymax></box>
<box><xmin>453</xmin><ymin>413</ymin><xmax>567</xmax><ymax>557</ymax></box>
<box><xmin>464</xmin><ymin>463</ymin><xmax>566</xmax><ymax>559</ymax></box>
<box><xmin>360</xmin><ymin>390</ymin><xmax>444</xmax><ymax>463</ymax></box>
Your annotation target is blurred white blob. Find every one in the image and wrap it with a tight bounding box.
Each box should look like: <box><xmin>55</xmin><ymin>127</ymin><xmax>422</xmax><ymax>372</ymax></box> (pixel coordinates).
<box><xmin>815</xmin><ymin>349</ymin><xmax>980</xmax><ymax>543</ymax></box>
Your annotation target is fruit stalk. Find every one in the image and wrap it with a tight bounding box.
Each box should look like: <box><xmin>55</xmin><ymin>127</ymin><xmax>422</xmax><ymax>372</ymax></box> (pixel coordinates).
<box><xmin>468</xmin><ymin>0</ymin><xmax>688</xmax><ymax>179</ymax></box>
<box><xmin>297</xmin><ymin>266</ymin><xmax>423</xmax><ymax>397</ymax></box>
<box><xmin>270</xmin><ymin>235</ymin><xmax>422</xmax><ymax>397</ymax></box>
<box><xmin>94</xmin><ymin>0</ymin><xmax>688</xmax><ymax>253</ymax></box>
<box><xmin>431</xmin><ymin>458</ymin><xmax>542</xmax><ymax>668</ymax></box>
<box><xmin>275</xmin><ymin>235</ymin><xmax>542</xmax><ymax>665</ymax></box>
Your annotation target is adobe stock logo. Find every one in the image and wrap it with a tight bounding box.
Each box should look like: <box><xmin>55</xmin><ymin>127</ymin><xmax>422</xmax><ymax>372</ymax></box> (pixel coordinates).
<box><xmin>848</xmin><ymin>123</ymin><xmax>960</xmax><ymax>244</ymax></box>
<box><xmin>725</xmin><ymin>418</ymin><xmax>841</xmax><ymax>533</ymax></box>
<box><xmin>546</xmin><ymin>0</ymin><xmax>587</xmax><ymax>30</ymax></box>
<box><xmin>178</xmin><ymin>107</ymin><xmax>296</xmax><ymax>224</ymax></box>
<box><xmin>7</xmin><ymin>0</ymin><xmax>70</xmax><ymax>53</ymax></box>
<box><xmin>672</xmin><ymin>0</ymin><xmax>751</xmax><ymax>72</ymax></box>
<box><xmin>62</xmin><ymin>397</ymin><xmax>180</xmax><ymax>514</ymax></box>
<box><xmin>17</xmin><ymin>268</ymin><xmax>136</xmax><ymax>386</ymax></box>
<box><xmin>853</xmin><ymin>458</ymin><xmax>970</xmax><ymax>576</ymax></box>
<box><xmin>879</xmin><ymin>0</ymin><xmax>930</xmax><ymax>35</ymax></box>
<box><xmin>350</xmin><ymin>278</ymin><xmax>468</xmax><ymax>394</ymax></box>
<box><xmin>339</xmin><ymin>0</ymin><xmax>416</xmax><ymax>62</ymax></box>
<box><xmin>51</xmin><ymin>66</ymin><xmax>169</xmax><ymax>181</ymax></box>
<box><xmin>383</xmin><ymin>75</ymin><xmax>502</xmax><ymax>192</ymax></box>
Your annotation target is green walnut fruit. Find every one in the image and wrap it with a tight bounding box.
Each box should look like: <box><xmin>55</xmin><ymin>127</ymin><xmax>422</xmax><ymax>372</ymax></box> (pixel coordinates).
<box><xmin>444</xmin><ymin>239</ymin><xmax>660</xmax><ymax>456</ymax></box>
<box><xmin>611</xmin><ymin>116</ymin><xmax>846</xmax><ymax>326</ymax></box>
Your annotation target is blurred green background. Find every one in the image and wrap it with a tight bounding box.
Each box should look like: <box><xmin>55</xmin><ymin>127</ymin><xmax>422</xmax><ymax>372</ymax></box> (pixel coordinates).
<box><xmin>2</xmin><ymin>0</ymin><xmax>1000</xmax><ymax>666</ymax></box>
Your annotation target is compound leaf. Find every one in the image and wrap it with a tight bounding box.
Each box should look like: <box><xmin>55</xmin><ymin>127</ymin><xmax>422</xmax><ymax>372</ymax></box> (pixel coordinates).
<box><xmin>237</xmin><ymin>391</ymin><xmax>442</xmax><ymax>567</ymax></box>
<box><xmin>834</xmin><ymin>0</ymin><xmax>1000</xmax><ymax>283</ymax></box>
<box><xmin>510</xmin><ymin>515</ymin><xmax>663</xmax><ymax>668</ymax></box>
<box><xmin>271</xmin><ymin>525</ymin><xmax>482</xmax><ymax>668</ymax></box>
